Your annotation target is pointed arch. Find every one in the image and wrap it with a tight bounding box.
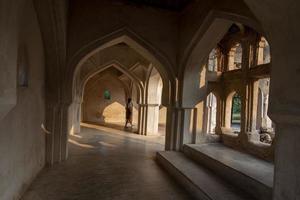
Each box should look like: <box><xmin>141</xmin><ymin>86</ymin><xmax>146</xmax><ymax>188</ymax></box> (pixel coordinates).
<box><xmin>80</xmin><ymin>61</ymin><xmax>144</xmax><ymax>104</ymax></box>
<box><xmin>179</xmin><ymin>10</ymin><xmax>264</xmax><ymax>108</ymax></box>
<box><xmin>65</xmin><ymin>28</ymin><xmax>176</xmax><ymax>106</ymax></box>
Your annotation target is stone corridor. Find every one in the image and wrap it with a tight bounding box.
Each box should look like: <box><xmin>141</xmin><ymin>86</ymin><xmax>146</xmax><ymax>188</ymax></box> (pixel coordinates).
<box><xmin>21</xmin><ymin>124</ymin><xmax>192</xmax><ymax>200</ymax></box>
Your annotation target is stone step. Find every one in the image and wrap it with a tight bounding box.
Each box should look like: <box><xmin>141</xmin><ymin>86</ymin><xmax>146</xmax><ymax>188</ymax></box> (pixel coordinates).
<box><xmin>157</xmin><ymin>151</ymin><xmax>254</xmax><ymax>200</ymax></box>
<box><xmin>183</xmin><ymin>143</ymin><xmax>273</xmax><ymax>200</ymax></box>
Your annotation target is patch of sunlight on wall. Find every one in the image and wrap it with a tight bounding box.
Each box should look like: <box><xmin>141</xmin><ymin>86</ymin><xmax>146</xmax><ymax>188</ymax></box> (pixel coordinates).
<box><xmin>103</xmin><ymin>102</ymin><xmax>125</xmax><ymax>123</ymax></box>
<box><xmin>132</xmin><ymin>107</ymin><xmax>138</xmax><ymax>125</ymax></box>
<box><xmin>189</xmin><ymin>108</ymin><xmax>195</xmax><ymax>133</ymax></box>
<box><xmin>159</xmin><ymin>107</ymin><xmax>167</xmax><ymax>125</ymax></box>
<box><xmin>70</xmin><ymin>125</ymin><xmax>74</xmax><ymax>135</ymax></box>
<box><xmin>196</xmin><ymin>101</ymin><xmax>204</xmax><ymax>134</ymax></box>
<box><xmin>199</xmin><ymin>64</ymin><xmax>207</xmax><ymax>88</ymax></box>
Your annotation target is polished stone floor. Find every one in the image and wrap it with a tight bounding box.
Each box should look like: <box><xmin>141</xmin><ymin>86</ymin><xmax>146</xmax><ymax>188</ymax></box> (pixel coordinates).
<box><xmin>22</xmin><ymin>124</ymin><xmax>192</xmax><ymax>200</ymax></box>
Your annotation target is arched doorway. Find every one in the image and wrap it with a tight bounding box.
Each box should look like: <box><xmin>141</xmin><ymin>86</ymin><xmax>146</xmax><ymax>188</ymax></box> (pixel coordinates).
<box><xmin>145</xmin><ymin>66</ymin><xmax>166</xmax><ymax>136</ymax></box>
<box><xmin>65</xmin><ymin>33</ymin><xmax>177</xmax><ymax>154</ymax></box>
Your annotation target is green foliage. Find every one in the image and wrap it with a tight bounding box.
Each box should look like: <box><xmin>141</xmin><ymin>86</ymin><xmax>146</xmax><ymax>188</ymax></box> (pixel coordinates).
<box><xmin>232</xmin><ymin>94</ymin><xmax>241</xmax><ymax>114</ymax></box>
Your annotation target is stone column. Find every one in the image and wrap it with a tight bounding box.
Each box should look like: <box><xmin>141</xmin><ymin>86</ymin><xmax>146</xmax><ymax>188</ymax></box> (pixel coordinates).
<box><xmin>178</xmin><ymin>107</ymin><xmax>197</xmax><ymax>150</ymax></box>
<box><xmin>240</xmin><ymin>41</ymin><xmax>251</xmax><ymax>141</ymax></box>
<box><xmin>247</xmin><ymin>80</ymin><xmax>261</xmax><ymax>142</ymax></box>
<box><xmin>224</xmin><ymin>95</ymin><xmax>233</xmax><ymax>128</ymax></box>
<box><xmin>215</xmin><ymin>96</ymin><xmax>223</xmax><ymax>134</ymax></box>
<box><xmin>145</xmin><ymin>104</ymin><xmax>160</xmax><ymax>135</ymax></box>
<box><xmin>72</xmin><ymin>100</ymin><xmax>82</xmax><ymax>135</ymax></box>
<box><xmin>137</xmin><ymin>104</ymin><xmax>143</xmax><ymax>134</ymax></box>
<box><xmin>45</xmin><ymin>102</ymin><xmax>71</xmax><ymax>165</ymax></box>
<box><xmin>227</xmin><ymin>49</ymin><xmax>235</xmax><ymax>70</ymax></box>
<box><xmin>257</xmin><ymin>39</ymin><xmax>265</xmax><ymax>65</ymax></box>
<box><xmin>165</xmin><ymin>106</ymin><xmax>178</xmax><ymax>150</ymax></box>
<box><xmin>273</xmin><ymin>121</ymin><xmax>300</xmax><ymax>200</ymax></box>
<box><xmin>202</xmin><ymin>98</ymin><xmax>209</xmax><ymax>134</ymax></box>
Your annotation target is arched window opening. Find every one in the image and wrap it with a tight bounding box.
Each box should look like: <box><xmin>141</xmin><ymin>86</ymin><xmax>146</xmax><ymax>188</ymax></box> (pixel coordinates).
<box><xmin>255</xmin><ymin>78</ymin><xmax>274</xmax><ymax>144</ymax></box>
<box><xmin>195</xmin><ymin>23</ymin><xmax>274</xmax><ymax>160</ymax></box>
<box><xmin>231</xmin><ymin>93</ymin><xmax>241</xmax><ymax>133</ymax></box>
<box><xmin>228</xmin><ymin>43</ymin><xmax>242</xmax><ymax>71</ymax></box>
<box><xmin>206</xmin><ymin>93</ymin><xmax>217</xmax><ymax>134</ymax></box>
<box><xmin>208</xmin><ymin>48</ymin><xmax>218</xmax><ymax>72</ymax></box>
<box><xmin>103</xmin><ymin>89</ymin><xmax>111</xmax><ymax>100</ymax></box>
<box><xmin>257</xmin><ymin>37</ymin><xmax>271</xmax><ymax>65</ymax></box>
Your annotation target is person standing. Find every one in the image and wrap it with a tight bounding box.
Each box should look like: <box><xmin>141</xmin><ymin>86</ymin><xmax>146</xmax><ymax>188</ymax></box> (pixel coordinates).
<box><xmin>125</xmin><ymin>98</ymin><xmax>133</xmax><ymax>128</ymax></box>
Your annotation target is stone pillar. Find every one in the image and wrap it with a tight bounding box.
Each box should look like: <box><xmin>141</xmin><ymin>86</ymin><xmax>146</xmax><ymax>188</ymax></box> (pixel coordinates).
<box><xmin>165</xmin><ymin>106</ymin><xmax>178</xmax><ymax>150</ymax></box>
<box><xmin>257</xmin><ymin>39</ymin><xmax>265</xmax><ymax>65</ymax></box>
<box><xmin>247</xmin><ymin>80</ymin><xmax>261</xmax><ymax>142</ymax></box>
<box><xmin>248</xmin><ymin>80</ymin><xmax>259</xmax><ymax>132</ymax></box>
<box><xmin>224</xmin><ymin>95</ymin><xmax>233</xmax><ymax>128</ymax></box>
<box><xmin>262</xmin><ymin>94</ymin><xmax>272</xmax><ymax>128</ymax></box>
<box><xmin>227</xmin><ymin>49</ymin><xmax>235</xmax><ymax>71</ymax></box>
<box><xmin>137</xmin><ymin>104</ymin><xmax>143</xmax><ymax>134</ymax></box>
<box><xmin>273</xmin><ymin>122</ymin><xmax>300</xmax><ymax>200</ymax></box>
<box><xmin>45</xmin><ymin>102</ymin><xmax>71</xmax><ymax>165</ymax></box>
<box><xmin>145</xmin><ymin>104</ymin><xmax>160</xmax><ymax>135</ymax></box>
<box><xmin>215</xmin><ymin>96</ymin><xmax>223</xmax><ymax>134</ymax></box>
<box><xmin>72</xmin><ymin>101</ymin><xmax>82</xmax><ymax>135</ymax></box>
<box><xmin>178</xmin><ymin>107</ymin><xmax>197</xmax><ymax>150</ymax></box>
<box><xmin>240</xmin><ymin>41</ymin><xmax>251</xmax><ymax>140</ymax></box>
<box><xmin>195</xmin><ymin>101</ymin><xmax>205</xmax><ymax>141</ymax></box>
<box><xmin>256</xmin><ymin>89</ymin><xmax>263</xmax><ymax>130</ymax></box>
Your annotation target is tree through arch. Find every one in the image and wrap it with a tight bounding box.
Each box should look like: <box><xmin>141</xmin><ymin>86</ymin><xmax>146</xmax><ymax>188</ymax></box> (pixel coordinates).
<box><xmin>231</xmin><ymin>93</ymin><xmax>241</xmax><ymax>133</ymax></box>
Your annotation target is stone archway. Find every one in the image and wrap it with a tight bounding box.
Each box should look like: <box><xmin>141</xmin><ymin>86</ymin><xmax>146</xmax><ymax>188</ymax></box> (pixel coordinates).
<box><xmin>66</xmin><ymin>30</ymin><xmax>176</xmax><ymax>106</ymax></box>
<box><xmin>176</xmin><ymin>11</ymin><xmax>266</xmax><ymax>149</ymax></box>
<box><xmin>46</xmin><ymin>31</ymin><xmax>179</xmax><ymax>165</ymax></box>
<box><xmin>72</xmin><ymin>61</ymin><xmax>144</xmax><ymax>135</ymax></box>
<box><xmin>179</xmin><ymin>10</ymin><xmax>264</xmax><ymax>108</ymax></box>
<box><xmin>144</xmin><ymin>66</ymin><xmax>164</xmax><ymax>135</ymax></box>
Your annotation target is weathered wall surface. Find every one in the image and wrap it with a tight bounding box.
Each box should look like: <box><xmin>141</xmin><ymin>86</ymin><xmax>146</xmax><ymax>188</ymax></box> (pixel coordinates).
<box><xmin>82</xmin><ymin>73</ymin><xmax>128</xmax><ymax>125</ymax></box>
<box><xmin>159</xmin><ymin>107</ymin><xmax>167</xmax><ymax>126</ymax></box>
<box><xmin>0</xmin><ymin>0</ymin><xmax>46</xmax><ymax>200</ymax></box>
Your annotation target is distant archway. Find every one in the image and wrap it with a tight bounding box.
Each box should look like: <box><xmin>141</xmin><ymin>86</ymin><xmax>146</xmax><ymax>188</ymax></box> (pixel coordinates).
<box><xmin>67</xmin><ymin>30</ymin><xmax>176</xmax><ymax>107</ymax></box>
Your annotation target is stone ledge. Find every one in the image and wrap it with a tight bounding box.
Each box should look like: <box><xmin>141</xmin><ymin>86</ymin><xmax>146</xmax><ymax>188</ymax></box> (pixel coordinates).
<box><xmin>183</xmin><ymin>143</ymin><xmax>273</xmax><ymax>200</ymax></box>
<box><xmin>157</xmin><ymin>151</ymin><xmax>253</xmax><ymax>200</ymax></box>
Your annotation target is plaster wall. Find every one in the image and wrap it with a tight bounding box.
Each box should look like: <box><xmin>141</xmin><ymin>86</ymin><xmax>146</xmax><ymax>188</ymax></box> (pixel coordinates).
<box><xmin>0</xmin><ymin>0</ymin><xmax>22</xmax><ymax>120</ymax></box>
<box><xmin>0</xmin><ymin>1</ymin><xmax>46</xmax><ymax>199</ymax></box>
<box><xmin>82</xmin><ymin>73</ymin><xmax>138</xmax><ymax>125</ymax></box>
<box><xmin>159</xmin><ymin>107</ymin><xmax>167</xmax><ymax>126</ymax></box>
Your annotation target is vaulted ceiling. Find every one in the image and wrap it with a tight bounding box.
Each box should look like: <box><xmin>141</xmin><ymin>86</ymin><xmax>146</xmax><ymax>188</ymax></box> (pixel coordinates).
<box><xmin>125</xmin><ymin>0</ymin><xmax>192</xmax><ymax>11</ymax></box>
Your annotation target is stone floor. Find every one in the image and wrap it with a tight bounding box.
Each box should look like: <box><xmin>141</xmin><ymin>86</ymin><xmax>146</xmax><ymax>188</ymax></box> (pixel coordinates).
<box><xmin>21</xmin><ymin>124</ymin><xmax>192</xmax><ymax>200</ymax></box>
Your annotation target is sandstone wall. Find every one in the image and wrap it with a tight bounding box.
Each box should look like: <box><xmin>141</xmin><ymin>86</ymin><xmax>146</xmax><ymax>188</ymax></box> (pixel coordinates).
<box><xmin>0</xmin><ymin>1</ymin><xmax>46</xmax><ymax>199</ymax></box>
<box><xmin>82</xmin><ymin>73</ymin><xmax>139</xmax><ymax>126</ymax></box>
